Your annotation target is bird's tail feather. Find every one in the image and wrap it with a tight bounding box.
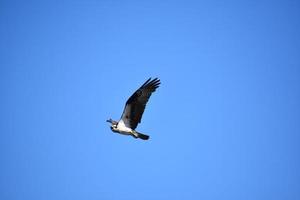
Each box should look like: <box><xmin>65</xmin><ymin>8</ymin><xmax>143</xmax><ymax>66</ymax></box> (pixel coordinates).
<box><xmin>133</xmin><ymin>131</ymin><xmax>150</xmax><ymax>140</ymax></box>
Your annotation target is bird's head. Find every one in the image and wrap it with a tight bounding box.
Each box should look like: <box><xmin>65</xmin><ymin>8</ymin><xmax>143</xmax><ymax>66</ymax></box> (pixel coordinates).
<box><xmin>106</xmin><ymin>118</ymin><xmax>118</xmax><ymax>132</ymax></box>
<box><xmin>106</xmin><ymin>118</ymin><xmax>118</xmax><ymax>126</ymax></box>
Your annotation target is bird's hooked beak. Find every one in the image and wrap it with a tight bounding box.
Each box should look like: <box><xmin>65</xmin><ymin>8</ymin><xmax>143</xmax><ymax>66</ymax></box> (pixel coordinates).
<box><xmin>106</xmin><ymin>119</ymin><xmax>112</xmax><ymax>123</ymax></box>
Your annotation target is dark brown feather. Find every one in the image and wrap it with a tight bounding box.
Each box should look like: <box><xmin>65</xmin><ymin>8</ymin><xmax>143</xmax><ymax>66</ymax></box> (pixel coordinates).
<box><xmin>120</xmin><ymin>78</ymin><xmax>160</xmax><ymax>129</ymax></box>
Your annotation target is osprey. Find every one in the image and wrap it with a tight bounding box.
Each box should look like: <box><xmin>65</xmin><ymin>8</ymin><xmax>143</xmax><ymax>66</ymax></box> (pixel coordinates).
<box><xmin>106</xmin><ymin>78</ymin><xmax>161</xmax><ymax>140</ymax></box>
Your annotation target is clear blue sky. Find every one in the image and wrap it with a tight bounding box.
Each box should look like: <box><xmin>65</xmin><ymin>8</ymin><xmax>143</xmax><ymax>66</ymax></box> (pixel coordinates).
<box><xmin>1</xmin><ymin>0</ymin><xmax>300</xmax><ymax>199</ymax></box>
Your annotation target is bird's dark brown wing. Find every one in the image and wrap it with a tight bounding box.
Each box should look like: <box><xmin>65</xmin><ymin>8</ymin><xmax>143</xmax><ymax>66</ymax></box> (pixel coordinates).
<box><xmin>120</xmin><ymin>78</ymin><xmax>160</xmax><ymax>130</ymax></box>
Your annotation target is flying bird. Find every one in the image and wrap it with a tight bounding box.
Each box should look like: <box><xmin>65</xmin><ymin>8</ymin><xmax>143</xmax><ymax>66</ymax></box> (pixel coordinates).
<box><xmin>106</xmin><ymin>78</ymin><xmax>161</xmax><ymax>140</ymax></box>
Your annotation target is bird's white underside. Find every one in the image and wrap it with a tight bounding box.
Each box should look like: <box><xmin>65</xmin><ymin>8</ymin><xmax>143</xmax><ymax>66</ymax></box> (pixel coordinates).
<box><xmin>116</xmin><ymin>119</ymin><xmax>133</xmax><ymax>134</ymax></box>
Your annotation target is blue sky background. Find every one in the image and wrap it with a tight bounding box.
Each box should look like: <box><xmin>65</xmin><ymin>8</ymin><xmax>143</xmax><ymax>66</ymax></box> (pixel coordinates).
<box><xmin>1</xmin><ymin>0</ymin><xmax>300</xmax><ymax>199</ymax></box>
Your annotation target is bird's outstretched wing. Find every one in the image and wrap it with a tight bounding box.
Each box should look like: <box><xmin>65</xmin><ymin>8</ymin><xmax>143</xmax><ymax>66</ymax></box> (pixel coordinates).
<box><xmin>120</xmin><ymin>78</ymin><xmax>160</xmax><ymax>130</ymax></box>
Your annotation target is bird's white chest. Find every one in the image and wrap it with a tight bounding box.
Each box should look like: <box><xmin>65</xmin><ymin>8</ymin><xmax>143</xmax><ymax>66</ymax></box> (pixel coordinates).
<box><xmin>117</xmin><ymin>120</ymin><xmax>132</xmax><ymax>133</ymax></box>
